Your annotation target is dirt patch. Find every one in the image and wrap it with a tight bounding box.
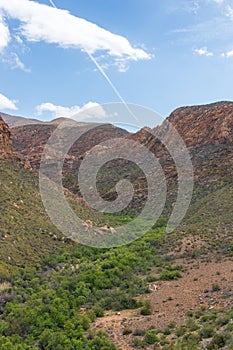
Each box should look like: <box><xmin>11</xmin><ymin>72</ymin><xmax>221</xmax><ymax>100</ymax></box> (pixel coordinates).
<box><xmin>91</xmin><ymin>259</ymin><xmax>233</xmax><ymax>350</ymax></box>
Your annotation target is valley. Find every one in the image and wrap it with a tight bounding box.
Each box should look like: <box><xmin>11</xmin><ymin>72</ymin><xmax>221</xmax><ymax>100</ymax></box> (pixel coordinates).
<box><xmin>0</xmin><ymin>101</ymin><xmax>232</xmax><ymax>349</ymax></box>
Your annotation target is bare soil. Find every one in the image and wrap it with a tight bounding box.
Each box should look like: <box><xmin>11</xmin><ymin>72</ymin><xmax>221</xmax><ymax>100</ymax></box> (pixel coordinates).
<box><xmin>91</xmin><ymin>256</ymin><xmax>233</xmax><ymax>350</ymax></box>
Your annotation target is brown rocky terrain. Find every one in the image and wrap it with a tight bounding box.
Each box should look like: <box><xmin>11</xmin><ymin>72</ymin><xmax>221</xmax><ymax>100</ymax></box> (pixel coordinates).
<box><xmin>11</xmin><ymin>120</ymin><xmax>128</xmax><ymax>171</ymax></box>
<box><xmin>0</xmin><ymin>102</ymin><xmax>232</xmax><ymax>349</ymax></box>
<box><xmin>5</xmin><ymin>102</ymin><xmax>233</xmax><ymax>225</ymax></box>
<box><xmin>0</xmin><ymin>116</ymin><xmax>13</xmax><ymax>158</ymax></box>
<box><xmin>130</xmin><ymin>101</ymin><xmax>233</xmax><ymax>180</ymax></box>
<box><xmin>0</xmin><ymin>112</ymin><xmax>41</xmax><ymax>128</ymax></box>
<box><xmin>92</xmin><ymin>256</ymin><xmax>233</xmax><ymax>350</ymax></box>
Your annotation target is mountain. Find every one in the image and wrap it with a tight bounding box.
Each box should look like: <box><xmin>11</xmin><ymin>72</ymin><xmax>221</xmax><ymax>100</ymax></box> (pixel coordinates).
<box><xmin>166</xmin><ymin>101</ymin><xmax>233</xmax><ymax>146</ymax></box>
<box><xmin>0</xmin><ymin>117</ymin><xmax>66</xmax><ymax>276</ymax></box>
<box><xmin>0</xmin><ymin>104</ymin><xmax>232</xmax><ymax>350</ymax></box>
<box><xmin>128</xmin><ymin>102</ymin><xmax>233</xmax><ymax>234</ymax></box>
<box><xmin>11</xmin><ymin>120</ymin><xmax>128</xmax><ymax>170</ymax></box>
<box><xmin>7</xmin><ymin>102</ymin><xmax>233</xmax><ymax>232</ymax></box>
<box><xmin>0</xmin><ymin>112</ymin><xmax>42</xmax><ymax>128</ymax></box>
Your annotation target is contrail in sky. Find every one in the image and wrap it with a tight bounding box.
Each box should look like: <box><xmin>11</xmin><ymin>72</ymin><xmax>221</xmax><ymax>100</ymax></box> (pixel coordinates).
<box><xmin>47</xmin><ymin>0</ymin><xmax>139</xmax><ymax>123</ymax></box>
<box><xmin>48</xmin><ymin>0</ymin><xmax>56</xmax><ymax>7</ymax></box>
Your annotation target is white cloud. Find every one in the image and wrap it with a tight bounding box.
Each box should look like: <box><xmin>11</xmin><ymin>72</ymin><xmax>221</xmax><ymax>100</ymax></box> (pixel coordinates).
<box><xmin>221</xmin><ymin>49</ymin><xmax>233</xmax><ymax>57</ymax></box>
<box><xmin>168</xmin><ymin>0</ymin><xmax>200</xmax><ymax>14</ymax></box>
<box><xmin>226</xmin><ymin>4</ymin><xmax>233</xmax><ymax>19</ymax></box>
<box><xmin>0</xmin><ymin>0</ymin><xmax>151</xmax><ymax>64</ymax></box>
<box><xmin>35</xmin><ymin>102</ymin><xmax>107</xmax><ymax>121</ymax></box>
<box><xmin>0</xmin><ymin>15</ymin><xmax>10</xmax><ymax>52</ymax></box>
<box><xmin>1</xmin><ymin>52</ymin><xmax>31</xmax><ymax>72</ymax></box>
<box><xmin>0</xmin><ymin>93</ymin><xmax>17</xmax><ymax>110</ymax></box>
<box><xmin>193</xmin><ymin>47</ymin><xmax>213</xmax><ymax>56</ymax></box>
<box><xmin>212</xmin><ymin>0</ymin><xmax>225</xmax><ymax>4</ymax></box>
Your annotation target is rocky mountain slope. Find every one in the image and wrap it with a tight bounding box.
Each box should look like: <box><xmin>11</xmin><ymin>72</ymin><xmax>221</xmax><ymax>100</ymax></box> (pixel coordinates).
<box><xmin>11</xmin><ymin>120</ymin><xmax>128</xmax><ymax>170</ymax></box>
<box><xmin>0</xmin><ymin>103</ymin><xmax>232</xmax><ymax>350</ymax></box>
<box><xmin>129</xmin><ymin>102</ymin><xmax>233</xmax><ymax>233</ymax></box>
<box><xmin>0</xmin><ymin>112</ymin><xmax>41</xmax><ymax>128</ymax></box>
<box><xmin>6</xmin><ymin>102</ymin><xmax>233</xmax><ymax>235</ymax></box>
<box><xmin>0</xmin><ymin>116</ymin><xmax>13</xmax><ymax>157</ymax></box>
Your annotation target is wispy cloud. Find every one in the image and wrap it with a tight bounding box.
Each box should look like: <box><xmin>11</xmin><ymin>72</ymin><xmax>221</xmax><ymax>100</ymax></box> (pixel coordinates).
<box><xmin>0</xmin><ymin>92</ymin><xmax>17</xmax><ymax>110</ymax></box>
<box><xmin>171</xmin><ymin>0</ymin><xmax>233</xmax><ymax>56</ymax></box>
<box><xmin>193</xmin><ymin>47</ymin><xmax>213</xmax><ymax>56</ymax></box>
<box><xmin>226</xmin><ymin>4</ymin><xmax>233</xmax><ymax>18</ymax></box>
<box><xmin>0</xmin><ymin>0</ymin><xmax>151</xmax><ymax>68</ymax></box>
<box><xmin>35</xmin><ymin>102</ymin><xmax>107</xmax><ymax>121</ymax></box>
<box><xmin>0</xmin><ymin>15</ymin><xmax>10</xmax><ymax>52</ymax></box>
<box><xmin>168</xmin><ymin>0</ymin><xmax>200</xmax><ymax>14</ymax></box>
<box><xmin>1</xmin><ymin>52</ymin><xmax>31</xmax><ymax>72</ymax></box>
<box><xmin>221</xmin><ymin>49</ymin><xmax>233</xmax><ymax>57</ymax></box>
<box><xmin>212</xmin><ymin>0</ymin><xmax>225</xmax><ymax>4</ymax></box>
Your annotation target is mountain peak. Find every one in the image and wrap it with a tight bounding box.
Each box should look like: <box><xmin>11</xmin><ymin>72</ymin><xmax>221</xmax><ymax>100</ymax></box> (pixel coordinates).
<box><xmin>167</xmin><ymin>101</ymin><xmax>233</xmax><ymax>147</ymax></box>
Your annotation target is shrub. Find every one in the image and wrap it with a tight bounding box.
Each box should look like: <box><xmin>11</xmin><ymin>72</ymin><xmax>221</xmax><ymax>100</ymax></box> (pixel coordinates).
<box><xmin>199</xmin><ymin>325</ymin><xmax>215</xmax><ymax>339</ymax></box>
<box><xmin>186</xmin><ymin>318</ymin><xmax>199</xmax><ymax>331</ymax></box>
<box><xmin>140</xmin><ymin>299</ymin><xmax>152</xmax><ymax>316</ymax></box>
<box><xmin>132</xmin><ymin>337</ymin><xmax>145</xmax><ymax>347</ymax></box>
<box><xmin>175</xmin><ymin>327</ymin><xmax>187</xmax><ymax>337</ymax></box>
<box><xmin>144</xmin><ymin>330</ymin><xmax>159</xmax><ymax>345</ymax></box>
<box><xmin>92</xmin><ymin>305</ymin><xmax>104</xmax><ymax>317</ymax></box>
<box><xmin>207</xmin><ymin>333</ymin><xmax>226</xmax><ymax>349</ymax></box>
<box><xmin>122</xmin><ymin>328</ymin><xmax>132</xmax><ymax>335</ymax></box>
<box><xmin>212</xmin><ymin>284</ymin><xmax>221</xmax><ymax>292</ymax></box>
<box><xmin>159</xmin><ymin>269</ymin><xmax>181</xmax><ymax>280</ymax></box>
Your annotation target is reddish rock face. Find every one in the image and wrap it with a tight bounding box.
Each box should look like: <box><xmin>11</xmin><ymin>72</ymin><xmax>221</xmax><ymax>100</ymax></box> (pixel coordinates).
<box><xmin>3</xmin><ymin>101</ymin><xmax>233</xmax><ymax>216</ymax></box>
<box><xmin>0</xmin><ymin>116</ymin><xmax>13</xmax><ymax>157</ymax></box>
<box><xmin>167</xmin><ymin>102</ymin><xmax>233</xmax><ymax>147</ymax></box>
<box><xmin>130</xmin><ymin>101</ymin><xmax>233</xmax><ymax>150</ymax></box>
<box><xmin>11</xmin><ymin>122</ymin><xmax>129</xmax><ymax>170</ymax></box>
<box><xmin>127</xmin><ymin>102</ymin><xmax>233</xmax><ymax>208</ymax></box>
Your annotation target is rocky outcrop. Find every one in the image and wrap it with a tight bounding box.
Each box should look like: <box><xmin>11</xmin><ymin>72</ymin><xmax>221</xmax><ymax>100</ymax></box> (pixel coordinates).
<box><xmin>4</xmin><ymin>102</ymin><xmax>233</xmax><ymax>228</ymax></box>
<box><xmin>12</xmin><ymin>121</ymin><xmax>129</xmax><ymax>171</ymax></box>
<box><xmin>0</xmin><ymin>116</ymin><xmax>13</xmax><ymax>158</ymax></box>
<box><xmin>166</xmin><ymin>101</ymin><xmax>233</xmax><ymax>147</ymax></box>
<box><xmin>130</xmin><ymin>101</ymin><xmax>233</xmax><ymax>183</ymax></box>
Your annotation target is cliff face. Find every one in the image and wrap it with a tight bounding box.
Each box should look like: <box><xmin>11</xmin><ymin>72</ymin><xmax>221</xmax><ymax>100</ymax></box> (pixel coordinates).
<box><xmin>4</xmin><ymin>101</ymin><xmax>233</xmax><ymax>213</ymax></box>
<box><xmin>130</xmin><ymin>101</ymin><xmax>233</xmax><ymax>150</ymax></box>
<box><xmin>12</xmin><ymin>122</ymin><xmax>129</xmax><ymax>171</ymax></box>
<box><xmin>130</xmin><ymin>101</ymin><xmax>233</xmax><ymax>183</ymax></box>
<box><xmin>0</xmin><ymin>116</ymin><xmax>13</xmax><ymax>157</ymax></box>
<box><xmin>166</xmin><ymin>101</ymin><xmax>233</xmax><ymax>147</ymax></box>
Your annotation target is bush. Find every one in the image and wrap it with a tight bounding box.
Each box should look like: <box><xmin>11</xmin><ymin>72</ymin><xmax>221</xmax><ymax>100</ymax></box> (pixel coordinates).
<box><xmin>175</xmin><ymin>327</ymin><xmax>187</xmax><ymax>337</ymax></box>
<box><xmin>186</xmin><ymin>318</ymin><xmax>199</xmax><ymax>331</ymax></box>
<box><xmin>92</xmin><ymin>305</ymin><xmax>104</xmax><ymax>317</ymax></box>
<box><xmin>159</xmin><ymin>269</ymin><xmax>181</xmax><ymax>280</ymax></box>
<box><xmin>207</xmin><ymin>333</ymin><xmax>226</xmax><ymax>349</ymax></box>
<box><xmin>212</xmin><ymin>284</ymin><xmax>221</xmax><ymax>292</ymax></box>
<box><xmin>144</xmin><ymin>330</ymin><xmax>159</xmax><ymax>345</ymax></box>
<box><xmin>122</xmin><ymin>328</ymin><xmax>132</xmax><ymax>335</ymax></box>
<box><xmin>140</xmin><ymin>299</ymin><xmax>152</xmax><ymax>316</ymax></box>
<box><xmin>132</xmin><ymin>337</ymin><xmax>146</xmax><ymax>347</ymax></box>
<box><xmin>199</xmin><ymin>325</ymin><xmax>215</xmax><ymax>339</ymax></box>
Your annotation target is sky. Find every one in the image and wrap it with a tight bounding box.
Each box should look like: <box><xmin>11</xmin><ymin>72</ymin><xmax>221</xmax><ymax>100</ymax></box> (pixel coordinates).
<box><xmin>0</xmin><ymin>0</ymin><xmax>233</xmax><ymax>127</ymax></box>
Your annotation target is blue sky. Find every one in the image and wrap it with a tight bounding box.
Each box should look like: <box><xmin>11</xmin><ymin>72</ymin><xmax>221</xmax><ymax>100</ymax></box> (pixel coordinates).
<box><xmin>0</xmin><ymin>0</ymin><xmax>233</xmax><ymax>126</ymax></box>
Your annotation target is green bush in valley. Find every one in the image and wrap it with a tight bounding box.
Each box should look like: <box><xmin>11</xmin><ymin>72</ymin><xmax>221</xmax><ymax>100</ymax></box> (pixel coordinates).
<box><xmin>144</xmin><ymin>330</ymin><xmax>159</xmax><ymax>345</ymax></box>
<box><xmin>140</xmin><ymin>299</ymin><xmax>152</xmax><ymax>316</ymax></box>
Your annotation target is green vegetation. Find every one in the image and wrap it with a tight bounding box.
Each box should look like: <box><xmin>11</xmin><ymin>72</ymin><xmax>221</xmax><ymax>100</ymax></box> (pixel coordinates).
<box><xmin>131</xmin><ymin>306</ymin><xmax>233</xmax><ymax>349</ymax></box>
<box><xmin>0</xmin><ymin>160</ymin><xmax>179</xmax><ymax>348</ymax></box>
<box><xmin>0</xmin><ymin>149</ymin><xmax>232</xmax><ymax>350</ymax></box>
<box><xmin>140</xmin><ymin>299</ymin><xmax>152</xmax><ymax>316</ymax></box>
<box><xmin>0</xmin><ymin>160</ymin><xmax>64</xmax><ymax>275</ymax></box>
